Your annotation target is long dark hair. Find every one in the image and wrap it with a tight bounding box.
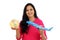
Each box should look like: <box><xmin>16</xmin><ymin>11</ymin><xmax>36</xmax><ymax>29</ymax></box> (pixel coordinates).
<box><xmin>20</xmin><ymin>3</ymin><xmax>38</xmax><ymax>34</ymax></box>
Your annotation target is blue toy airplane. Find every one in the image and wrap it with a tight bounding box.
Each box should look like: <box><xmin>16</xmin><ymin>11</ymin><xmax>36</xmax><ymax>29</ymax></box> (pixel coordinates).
<box><xmin>26</xmin><ymin>21</ymin><xmax>53</xmax><ymax>31</ymax></box>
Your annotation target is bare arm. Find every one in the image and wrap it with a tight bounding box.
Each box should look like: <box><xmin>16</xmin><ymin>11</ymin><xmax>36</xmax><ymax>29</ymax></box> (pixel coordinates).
<box><xmin>16</xmin><ymin>29</ymin><xmax>20</xmax><ymax>39</ymax></box>
<box><xmin>11</xmin><ymin>26</ymin><xmax>20</xmax><ymax>40</ymax></box>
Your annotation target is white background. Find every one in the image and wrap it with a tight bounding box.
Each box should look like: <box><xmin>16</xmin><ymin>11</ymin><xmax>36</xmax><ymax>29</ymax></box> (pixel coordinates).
<box><xmin>0</xmin><ymin>0</ymin><xmax>60</xmax><ymax>40</ymax></box>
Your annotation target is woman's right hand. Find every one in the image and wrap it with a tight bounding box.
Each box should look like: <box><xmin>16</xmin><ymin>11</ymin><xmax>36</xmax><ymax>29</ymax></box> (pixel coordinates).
<box><xmin>11</xmin><ymin>27</ymin><xmax>19</xmax><ymax>30</ymax></box>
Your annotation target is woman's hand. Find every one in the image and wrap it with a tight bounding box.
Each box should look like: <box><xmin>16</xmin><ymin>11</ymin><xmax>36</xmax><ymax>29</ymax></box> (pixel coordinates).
<box><xmin>11</xmin><ymin>27</ymin><xmax>19</xmax><ymax>30</ymax></box>
<box><xmin>40</xmin><ymin>30</ymin><xmax>46</xmax><ymax>40</ymax></box>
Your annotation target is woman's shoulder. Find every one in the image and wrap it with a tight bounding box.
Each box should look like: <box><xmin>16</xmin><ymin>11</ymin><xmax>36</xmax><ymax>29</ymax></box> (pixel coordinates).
<box><xmin>35</xmin><ymin>18</ymin><xmax>43</xmax><ymax>22</ymax></box>
<box><xmin>35</xmin><ymin>18</ymin><xmax>44</xmax><ymax>26</ymax></box>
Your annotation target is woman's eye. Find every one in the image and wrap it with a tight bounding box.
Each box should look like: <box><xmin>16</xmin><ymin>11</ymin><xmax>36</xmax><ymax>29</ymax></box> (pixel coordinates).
<box><xmin>30</xmin><ymin>9</ymin><xmax>33</xmax><ymax>11</ymax></box>
<box><xmin>26</xmin><ymin>10</ymin><xmax>28</xmax><ymax>11</ymax></box>
<box><xmin>26</xmin><ymin>9</ymin><xmax>33</xmax><ymax>11</ymax></box>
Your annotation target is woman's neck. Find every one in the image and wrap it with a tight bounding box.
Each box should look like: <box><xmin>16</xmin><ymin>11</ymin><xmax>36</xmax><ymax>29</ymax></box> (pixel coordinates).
<box><xmin>29</xmin><ymin>16</ymin><xmax>35</xmax><ymax>22</ymax></box>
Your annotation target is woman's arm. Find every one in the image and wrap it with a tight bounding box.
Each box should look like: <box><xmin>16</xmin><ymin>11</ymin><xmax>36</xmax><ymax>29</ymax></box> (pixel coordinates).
<box><xmin>16</xmin><ymin>29</ymin><xmax>20</xmax><ymax>40</ymax></box>
<box><xmin>40</xmin><ymin>30</ymin><xmax>46</xmax><ymax>40</ymax></box>
<box><xmin>11</xmin><ymin>27</ymin><xmax>20</xmax><ymax>40</ymax></box>
<box><xmin>38</xmin><ymin>19</ymin><xmax>47</xmax><ymax>40</ymax></box>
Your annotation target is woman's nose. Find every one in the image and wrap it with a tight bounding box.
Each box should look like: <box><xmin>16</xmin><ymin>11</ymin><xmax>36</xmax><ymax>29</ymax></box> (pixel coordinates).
<box><xmin>28</xmin><ymin>10</ymin><xmax>31</xmax><ymax>13</ymax></box>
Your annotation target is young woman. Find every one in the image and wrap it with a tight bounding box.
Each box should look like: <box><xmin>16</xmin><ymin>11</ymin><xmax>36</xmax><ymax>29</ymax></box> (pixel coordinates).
<box><xmin>12</xmin><ymin>3</ymin><xmax>47</xmax><ymax>40</ymax></box>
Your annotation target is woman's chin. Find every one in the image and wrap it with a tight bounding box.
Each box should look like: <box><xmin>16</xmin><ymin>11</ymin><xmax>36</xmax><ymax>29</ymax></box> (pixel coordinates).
<box><xmin>28</xmin><ymin>16</ymin><xmax>33</xmax><ymax>18</ymax></box>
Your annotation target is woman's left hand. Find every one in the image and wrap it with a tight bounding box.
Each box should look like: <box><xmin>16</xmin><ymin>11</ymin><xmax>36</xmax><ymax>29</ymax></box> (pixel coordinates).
<box><xmin>40</xmin><ymin>30</ymin><xmax>46</xmax><ymax>40</ymax></box>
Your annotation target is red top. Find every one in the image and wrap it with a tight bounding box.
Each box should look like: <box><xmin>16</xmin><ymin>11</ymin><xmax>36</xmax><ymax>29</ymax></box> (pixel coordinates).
<box><xmin>16</xmin><ymin>18</ymin><xmax>47</xmax><ymax>40</ymax></box>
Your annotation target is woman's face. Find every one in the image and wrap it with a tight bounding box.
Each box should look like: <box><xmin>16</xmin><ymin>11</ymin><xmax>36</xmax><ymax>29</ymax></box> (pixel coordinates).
<box><xmin>26</xmin><ymin>5</ymin><xmax>34</xmax><ymax>18</ymax></box>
